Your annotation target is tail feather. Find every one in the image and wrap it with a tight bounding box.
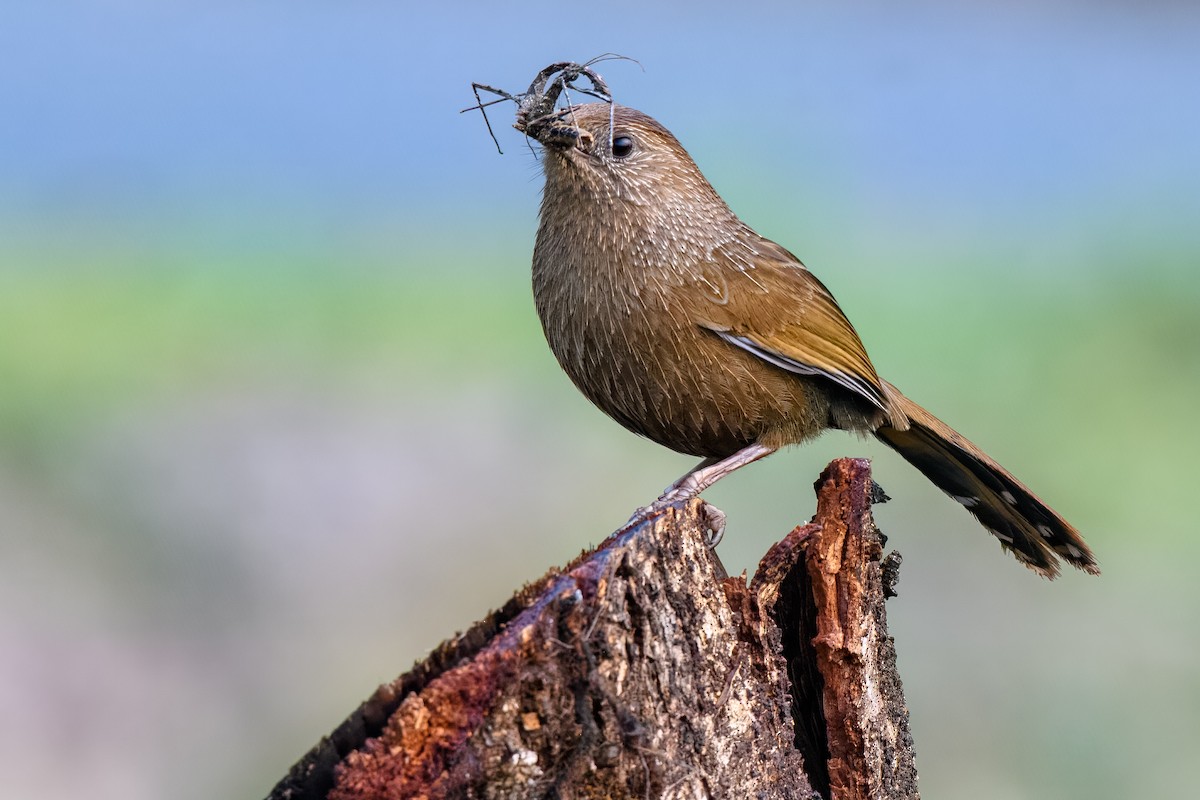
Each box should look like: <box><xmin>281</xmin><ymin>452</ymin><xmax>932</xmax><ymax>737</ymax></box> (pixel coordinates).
<box><xmin>875</xmin><ymin>384</ymin><xmax>1099</xmax><ymax>578</ymax></box>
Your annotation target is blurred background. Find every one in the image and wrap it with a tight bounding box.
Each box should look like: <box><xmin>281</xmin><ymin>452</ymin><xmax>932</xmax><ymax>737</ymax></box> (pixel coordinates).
<box><xmin>3</xmin><ymin>1</ymin><xmax>1197</xmax><ymax>798</ymax></box>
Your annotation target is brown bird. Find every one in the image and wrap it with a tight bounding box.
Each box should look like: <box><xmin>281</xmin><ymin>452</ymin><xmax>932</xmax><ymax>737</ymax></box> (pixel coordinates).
<box><xmin>519</xmin><ymin>100</ymin><xmax>1098</xmax><ymax>578</ymax></box>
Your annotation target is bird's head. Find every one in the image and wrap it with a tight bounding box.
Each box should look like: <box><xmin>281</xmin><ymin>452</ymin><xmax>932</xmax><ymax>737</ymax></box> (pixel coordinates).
<box><xmin>518</xmin><ymin>103</ymin><xmax>723</xmax><ymax>212</ymax></box>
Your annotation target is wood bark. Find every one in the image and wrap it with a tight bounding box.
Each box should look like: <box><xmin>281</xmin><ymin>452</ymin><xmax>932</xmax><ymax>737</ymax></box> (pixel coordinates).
<box><xmin>267</xmin><ymin>458</ymin><xmax>918</xmax><ymax>800</ymax></box>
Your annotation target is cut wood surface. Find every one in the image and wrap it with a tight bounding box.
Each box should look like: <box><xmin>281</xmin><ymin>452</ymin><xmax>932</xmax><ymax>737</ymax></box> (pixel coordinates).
<box><xmin>267</xmin><ymin>458</ymin><xmax>918</xmax><ymax>800</ymax></box>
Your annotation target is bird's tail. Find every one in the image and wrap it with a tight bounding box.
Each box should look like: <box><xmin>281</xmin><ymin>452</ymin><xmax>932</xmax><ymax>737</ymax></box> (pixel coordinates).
<box><xmin>874</xmin><ymin>383</ymin><xmax>1098</xmax><ymax>578</ymax></box>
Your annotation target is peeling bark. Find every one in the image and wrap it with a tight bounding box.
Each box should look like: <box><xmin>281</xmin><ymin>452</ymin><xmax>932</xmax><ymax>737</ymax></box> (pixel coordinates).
<box><xmin>267</xmin><ymin>458</ymin><xmax>917</xmax><ymax>800</ymax></box>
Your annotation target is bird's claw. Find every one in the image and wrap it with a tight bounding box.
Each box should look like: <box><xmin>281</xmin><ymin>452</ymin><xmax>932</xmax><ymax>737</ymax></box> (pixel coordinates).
<box><xmin>698</xmin><ymin>502</ymin><xmax>727</xmax><ymax>549</ymax></box>
<box><xmin>622</xmin><ymin>495</ymin><xmax>727</xmax><ymax>550</ymax></box>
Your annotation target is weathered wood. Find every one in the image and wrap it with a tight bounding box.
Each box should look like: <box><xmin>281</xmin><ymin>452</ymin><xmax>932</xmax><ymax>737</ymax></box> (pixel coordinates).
<box><xmin>267</xmin><ymin>458</ymin><xmax>917</xmax><ymax>800</ymax></box>
<box><xmin>788</xmin><ymin>460</ymin><xmax>918</xmax><ymax>800</ymax></box>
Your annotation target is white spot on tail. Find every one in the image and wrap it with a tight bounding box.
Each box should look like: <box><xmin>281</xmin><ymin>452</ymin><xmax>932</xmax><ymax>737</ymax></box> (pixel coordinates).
<box><xmin>989</xmin><ymin>528</ymin><xmax>1014</xmax><ymax>544</ymax></box>
<box><xmin>1066</xmin><ymin>544</ymin><xmax>1084</xmax><ymax>559</ymax></box>
<box><xmin>953</xmin><ymin>495</ymin><xmax>979</xmax><ymax>508</ymax></box>
<box><xmin>1001</xmin><ymin>491</ymin><xmax>1017</xmax><ymax>506</ymax></box>
<box><xmin>1037</xmin><ymin>524</ymin><xmax>1054</xmax><ymax>540</ymax></box>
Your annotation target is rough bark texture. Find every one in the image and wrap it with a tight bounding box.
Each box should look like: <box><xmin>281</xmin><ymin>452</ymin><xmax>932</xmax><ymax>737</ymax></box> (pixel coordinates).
<box><xmin>267</xmin><ymin>458</ymin><xmax>917</xmax><ymax>800</ymax></box>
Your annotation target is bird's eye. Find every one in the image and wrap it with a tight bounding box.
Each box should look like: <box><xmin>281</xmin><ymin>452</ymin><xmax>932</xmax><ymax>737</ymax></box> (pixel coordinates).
<box><xmin>611</xmin><ymin>135</ymin><xmax>635</xmax><ymax>158</ymax></box>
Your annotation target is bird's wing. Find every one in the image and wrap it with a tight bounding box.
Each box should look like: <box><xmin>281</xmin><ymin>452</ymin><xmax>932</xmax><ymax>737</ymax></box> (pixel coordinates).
<box><xmin>694</xmin><ymin>236</ymin><xmax>891</xmax><ymax>412</ymax></box>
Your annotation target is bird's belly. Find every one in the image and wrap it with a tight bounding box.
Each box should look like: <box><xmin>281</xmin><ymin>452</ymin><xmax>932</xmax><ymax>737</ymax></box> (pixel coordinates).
<box><xmin>544</xmin><ymin>311</ymin><xmax>828</xmax><ymax>459</ymax></box>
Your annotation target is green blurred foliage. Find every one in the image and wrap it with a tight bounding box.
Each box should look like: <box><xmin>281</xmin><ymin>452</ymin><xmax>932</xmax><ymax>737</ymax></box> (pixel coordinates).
<box><xmin>6</xmin><ymin>228</ymin><xmax>1200</xmax><ymax>800</ymax></box>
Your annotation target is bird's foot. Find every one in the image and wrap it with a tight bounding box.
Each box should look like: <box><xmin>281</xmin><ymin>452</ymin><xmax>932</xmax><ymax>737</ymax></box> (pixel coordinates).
<box><xmin>621</xmin><ymin>496</ymin><xmax>674</xmax><ymax>534</ymax></box>
<box><xmin>698</xmin><ymin>502</ymin><xmax>727</xmax><ymax>549</ymax></box>
<box><xmin>622</xmin><ymin>492</ymin><xmax>727</xmax><ymax>549</ymax></box>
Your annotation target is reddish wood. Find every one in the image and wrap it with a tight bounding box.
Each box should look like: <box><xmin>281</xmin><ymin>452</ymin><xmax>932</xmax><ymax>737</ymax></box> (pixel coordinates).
<box><xmin>267</xmin><ymin>458</ymin><xmax>917</xmax><ymax>800</ymax></box>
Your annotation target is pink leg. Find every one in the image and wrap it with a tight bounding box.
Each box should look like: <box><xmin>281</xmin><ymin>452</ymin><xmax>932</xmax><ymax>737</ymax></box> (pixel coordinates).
<box><xmin>661</xmin><ymin>456</ymin><xmax>721</xmax><ymax>495</ymax></box>
<box><xmin>658</xmin><ymin>443</ymin><xmax>777</xmax><ymax>503</ymax></box>
<box><xmin>625</xmin><ymin>443</ymin><xmax>778</xmax><ymax>547</ymax></box>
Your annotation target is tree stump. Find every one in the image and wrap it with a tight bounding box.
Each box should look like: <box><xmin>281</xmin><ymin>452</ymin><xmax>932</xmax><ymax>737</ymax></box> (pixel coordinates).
<box><xmin>267</xmin><ymin>458</ymin><xmax>918</xmax><ymax>799</ymax></box>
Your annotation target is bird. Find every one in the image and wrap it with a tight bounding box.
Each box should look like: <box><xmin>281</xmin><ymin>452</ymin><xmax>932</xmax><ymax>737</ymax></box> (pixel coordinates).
<box><xmin>517</xmin><ymin>99</ymin><xmax>1098</xmax><ymax>579</ymax></box>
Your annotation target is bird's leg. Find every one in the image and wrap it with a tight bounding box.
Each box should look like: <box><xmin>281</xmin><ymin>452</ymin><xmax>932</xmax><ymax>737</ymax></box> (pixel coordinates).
<box><xmin>624</xmin><ymin>443</ymin><xmax>777</xmax><ymax>547</ymax></box>
<box><xmin>662</xmin><ymin>456</ymin><xmax>723</xmax><ymax>495</ymax></box>
<box><xmin>659</xmin><ymin>443</ymin><xmax>777</xmax><ymax>502</ymax></box>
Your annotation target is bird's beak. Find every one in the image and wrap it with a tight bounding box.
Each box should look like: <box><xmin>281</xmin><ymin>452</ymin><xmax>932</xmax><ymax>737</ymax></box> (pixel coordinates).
<box><xmin>516</xmin><ymin>108</ymin><xmax>593</xmax><ymax>152</ymax></box>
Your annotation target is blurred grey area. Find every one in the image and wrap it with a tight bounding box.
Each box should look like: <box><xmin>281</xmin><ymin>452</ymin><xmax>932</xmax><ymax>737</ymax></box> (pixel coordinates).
<box><xmin>2</xmin><ymin>2</ymin><xmax>1198</xmax><ymax>798</ymax></box>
